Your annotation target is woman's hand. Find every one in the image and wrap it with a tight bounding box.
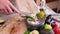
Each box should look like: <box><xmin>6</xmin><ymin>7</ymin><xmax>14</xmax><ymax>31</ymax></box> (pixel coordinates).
<box><xmin>0</xmin><ymin>0</ymin><xmax>19</xmax><ymax>14</ymax></box>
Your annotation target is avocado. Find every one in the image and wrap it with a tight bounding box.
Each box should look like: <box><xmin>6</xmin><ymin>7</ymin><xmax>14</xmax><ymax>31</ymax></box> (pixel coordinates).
<box><xmin>29</xmin><ymin>30</ymin><xmax>39</xmax><ymax>34</ymax></box>
<box><xmin>44</xmin><ymin>24</ymin><xmax>52</xmax><ymax>30</ymax></box>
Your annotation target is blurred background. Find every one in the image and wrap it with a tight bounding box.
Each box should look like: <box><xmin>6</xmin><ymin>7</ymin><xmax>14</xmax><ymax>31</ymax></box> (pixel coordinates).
<box><xmin>34</xmin><ymin>0</ymin><xmax>60</xmax><ymax>13</ymax></box>
<box><xmin>9</xmin><ymin>0</ymin><xmax>60</xmax><ymax>13</ymax></box>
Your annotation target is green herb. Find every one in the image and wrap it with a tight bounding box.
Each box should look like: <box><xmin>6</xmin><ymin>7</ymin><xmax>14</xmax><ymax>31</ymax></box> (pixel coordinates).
<box><xmin>24</xmin><ymin>30</ymin><xmax>30</xmax><ymax>34</ymax></box>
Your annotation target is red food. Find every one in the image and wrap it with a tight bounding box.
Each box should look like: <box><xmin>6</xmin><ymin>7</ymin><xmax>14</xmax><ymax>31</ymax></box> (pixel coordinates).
<box><xmin>51</xmin><ymin>22</ymin><xmax>60</xmax><ymax>34</ymax></box>
<box><xmin>54</xmin><ymin>26</ymin><xmax>60</xmax><ymax>34</ymax></box>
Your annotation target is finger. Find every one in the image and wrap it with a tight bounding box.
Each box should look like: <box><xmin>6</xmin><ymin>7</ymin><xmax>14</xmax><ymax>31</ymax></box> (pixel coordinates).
<box><xmin>3</xmin><ymin>8</ymin><xmax>9</xmax><ymax>14</ymax></box>
<box><xmin>6</xmin><ymin>5</ymin><xmax>13</xmax><ymax>14</ymax></box>
<box><xmin>9</xmin><ymin>2</ymin><xmax>19</xmax><ymax>13</ymax></box>
<box><xmin>0</xmin><ymin>9</ymin><xmax>4</xmax><ymax>13</ymax></box>
<box><xmin>1</xmin><ymin>9</ymin><xmax>5</xmax><ymax>14</ymax></box>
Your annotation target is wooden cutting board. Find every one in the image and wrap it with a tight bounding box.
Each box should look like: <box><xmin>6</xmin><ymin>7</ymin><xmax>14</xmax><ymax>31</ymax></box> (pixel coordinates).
<box><xmin>0</xmin><ymin>15</ymin><xmax>27</xmax><ymax>34</ymax></box>
<box><xmin>7</xmin><ymin>16</ymin><xmax>27</xmax><ymax>34</ymax></box>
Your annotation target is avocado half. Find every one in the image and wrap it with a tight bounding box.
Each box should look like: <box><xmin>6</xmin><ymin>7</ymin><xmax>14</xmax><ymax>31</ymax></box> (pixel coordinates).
<box><xmin>29</xmin><ymin>30</ymin><xmax>39</xmax><ymax>34</ymax></box>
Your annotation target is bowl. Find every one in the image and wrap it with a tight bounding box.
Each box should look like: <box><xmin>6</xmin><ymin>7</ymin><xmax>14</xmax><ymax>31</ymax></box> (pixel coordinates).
<box><xmin>26</xmin><ymin>16</ymin><xmax>45</xmax><ymax>30</ymax></box>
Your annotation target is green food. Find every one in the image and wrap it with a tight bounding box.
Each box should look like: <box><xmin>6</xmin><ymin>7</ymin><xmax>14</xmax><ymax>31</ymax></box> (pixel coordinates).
<box><xmin>39</xmin><ymin>11</ymin><xmax>45</xmax><ymax>17</ymax></box>
<box><xmin>37</xmin><ymin>9</ymin><xmax>46</xmax><ymax>19</ymax></box>
<box><xmin>27</xmin><ymin>18</ymin><xmax>33</xmax><ymax>21</ymax></box>
<box><xmin>37</xmin><ymin>11</ymin><xmax>45</xmax><ymax>18</ymax></box>
<box><xmin>27</xmin><ymin>17</ymin><xmax>35</xmax><ymax>22</ymax></box>
<box><xmin>29</xmin><ymin>30</ymin><xmax>39</xmax><ymax>34</ymax></box>
<box><xmin>24</xmin><ymin>30</ymin><xmax>30</xmax><ymax>34</ymax></box>
<box><xmin>0</xmin><ymin>19</ymin><xmax>5</xmax><ymax>23</ymax></box>
<box><xmin>36</xmin><ymin>14</ymin><xmax>42</xmax><ymax>19</ymax></box>
<box><xmin>44</xmin><ymin>24</ymin><xmax>52</xmax><ymax>30</ymax></box>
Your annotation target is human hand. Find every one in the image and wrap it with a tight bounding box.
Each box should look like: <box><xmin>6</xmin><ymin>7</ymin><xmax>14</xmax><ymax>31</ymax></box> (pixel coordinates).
<box><xmin>0</xmin><ymin>0</ymin><xmax>19</xmax><ymax>14</ymax></box>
